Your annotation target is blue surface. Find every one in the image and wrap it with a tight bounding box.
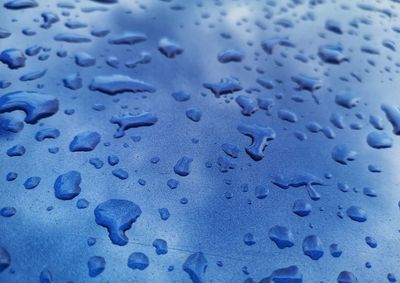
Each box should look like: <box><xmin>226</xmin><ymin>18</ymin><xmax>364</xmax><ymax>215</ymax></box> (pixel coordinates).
<box><xmin>1</xmin><ymin>0</ymin><xmax>400</xmax><ymax>282</ymax></box>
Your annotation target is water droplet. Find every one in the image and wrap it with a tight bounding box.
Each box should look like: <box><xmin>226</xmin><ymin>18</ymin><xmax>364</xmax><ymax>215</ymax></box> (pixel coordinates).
<box><xmin>0</xmin><ymin>246</ymin><xmax>11</xmax><ymax>272</ymax></box>
<box><xmin>381</xmin><ymin>104</ymin><xmax>400</xmax><ymax>135</ymax></box>
<box><xmin>0</xmin><ymin>207</ymin><xmax>16</xmax><ymax>217</ymax></box>
<box><xmin>337</xmin><ymin>271</ymin><xmax>358</xmax><ymax>283</ymax></box>
<box><xmin>39</xmin><ymin>269</ymin><xmax>53</xmax><ymax>283</ymax></box>
<box><xmin>367</xmin><ymin>131</ymin><xmax>392</xmax><ymax>149</ymax></box>
<box><xmin>302</xmin><ymin>235</ymin><xmax>324</xmax><ymax>260</ymax></box>
<box><xmin>329</xmin><ymin>243</ymin><xmax>342</xmax><ymax>257</ymax></box>
<box><xmin>127</xmin><ymin>252</ymin><xmax>149</xmax><ymax>270</ymax></box>
<box><xmin>54</xmin><ymin>170</ymin><xmax>82</xmax><ymax>200</ymax></box>
<box><xmin>54</xmin><ymin>33</ymin><xmax>91</xmax><ymax>43</ymax></box>
<box><xmin>269</xmin><ymin>225</ymin><xmax>294</xmax><ymax>249</ymax></box>
<box><xmin>69</xmin><ymin>131</ymin><xmax>101</xmax><ymax>152</ymax></box>
<box><xmin>260</xmin><ymin>265</ymin><xmax>302</xmax><ymax>282</ymax></box>
<box><xmin>346</xmin><ymin>206</ymin><xmax>367</xmax><ymax>222</ymax></box>
<box><xmin>335</xmin><ymin>90</ymin><xmax>360</xmax><ymax>109</ymax></box>
<box><xmin>108</xmin><ymin>32</ymin><xmax>147</xmax><ymax>45</ymax></box>
<box><xmin>174</xmin><ymin>156</ymin><xmax>193</xmax><ymax>176</ymax></box>
<box><xmin>90</xmin><ymin>74</ymin><xmax>156</xmax><ymax>95</ymax></box>
<box><xmin>158</xmin><ymin>208</ymin><xmax>170</xmax><ymax>220</ymax></box>
<box><xmin>88</xmin><ymin>256</ymin><xmax>106</xmax><ymax>277</ymax></box>
<box><xmin>112</xmin><ymin>169</ymin><xmax>128</xmax><ymax>180</ymax></box>
<box><xmin>318</xmin><ymin>44</ymin><xmax>348</xmax><ymax>64</ymax></box>
<box><xmin>292</xmin><ymin>199</ymin><xmax>312</xmax><ymax>217</ymax></box>
<box><xmin>35</xmin><ymin>128</ymin><xmax>60</xmax><ymax>141</ymax></box>
<box><xmin>186</xmin><ymin>108</ymin><xmax>202</xmax><ymax>122</ymax></box>
<box><xmin>365</xmin><ymin>236</ymin><xmax>377</xmax><ymax>248</ymax></box>
<box><xmin>75</xmin><ymin>51</ymin><xmax>96</xmax><ymax>67</ymax></box>
<box><xmin>182</xmin><ymin>252</ymin><xmax>208</xmax><ymax>283</ymax></box>
<box><xmin>152</xmin><ymin>239</ymin><xmax>168</xmax><ymax>255</ymax></box>
<box><xmin>23</xmin><ymin>176</ymin><xmax>41</xmax><ymax>190</ymax></box>
<box><xmin>6</xmin><ymin>144</ymin><xmax>25</xmax><ymax>157</ymax></box>
<box><xmin>217</xmin><ymin>49</ymin><xmax>244</xmax><ymax>63</ymax></box>
<box><xmin>332</xmin><ymin>144</ymin><xmax>357</xmax><ymax>165</ymax></box>
<box><xmin>0</xmin><ymin>48</ymin><xmax>26</xmax><ymax>69</ymax></box>
<box><xmin>243</xmin><ymin>233</ymin><xmax>256</xmax><ymax>246</ymax></box>
<box><xmin>278</xmin><ymin>109</ymin><xmax>298</xmax><ymax>123</ymax></box>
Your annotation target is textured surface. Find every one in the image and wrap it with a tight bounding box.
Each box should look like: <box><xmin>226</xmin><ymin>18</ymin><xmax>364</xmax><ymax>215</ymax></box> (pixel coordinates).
<box><xmin>1</xmin><ymin>0</ymin><xmax>400</xmax><ymax>282</ymax></box>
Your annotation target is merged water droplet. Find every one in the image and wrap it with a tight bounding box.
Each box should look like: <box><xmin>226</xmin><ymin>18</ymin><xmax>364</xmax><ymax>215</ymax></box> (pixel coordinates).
<box><xmin>261</xmin><ymin>36</ymin><xmax>295</xmax><ymax>54</ymax></box>
<box><xmin>0</xmin><ymin>91</ymin><xmax>59</xmax><ymax>124</ymax></box>
<box><xmin>291</xmin><ymin>74</ymin><xmax>322</xmax><ymax>92</ymax></box>
<box><xmin>203</xmin><ymin>77</ymin><xmax>242</xmax><ymax>97</ymax></box>
<box><xmin>94</xmin><ymin>199</ymin><xmax>142</xmax><ymax>246</ymax></box>
<box><xmin>110</xmin><ymin>112</ymin><xmax>157</xmax><ymax>138</ymax></box>
<box><xmin>236</xmin><ymin>95</ymin><xmax>257</xmax><ymax>116</ymax></box>
<box><xmin>237</xmin><ymin>124</ymin><xmax>276</xmax><ymax>161</ymax></box>
<box><xmin>272</xmin><ymin>174</ymin><xmax>324</xmax><ymax>200</ymax></box>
